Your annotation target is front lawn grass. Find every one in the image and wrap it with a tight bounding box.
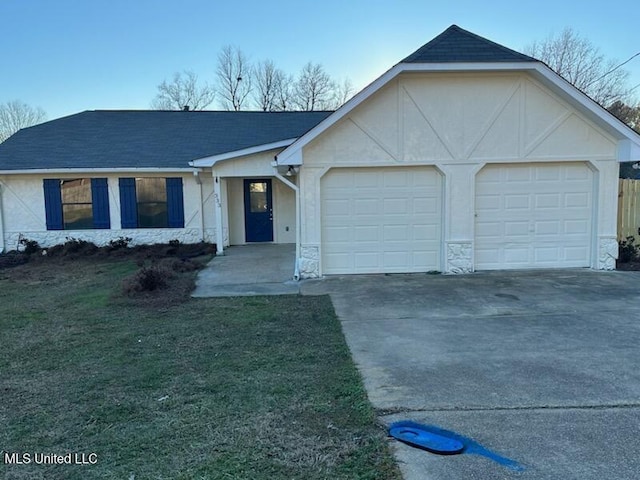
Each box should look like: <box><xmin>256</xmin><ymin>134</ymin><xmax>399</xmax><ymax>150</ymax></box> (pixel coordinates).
<box><xmin>0</xmin><ymin>257</ymin><xmax>400</xmax><ymax>480</ymax></box>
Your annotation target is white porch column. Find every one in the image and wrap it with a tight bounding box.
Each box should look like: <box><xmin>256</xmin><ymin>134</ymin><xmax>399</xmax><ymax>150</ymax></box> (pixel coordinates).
<box><xmin>273</xmin><ymin>171</ymin><xmax>301</xmax><ymax>280</ymax></box>
<box><xmin>212</xmin><ymin>170</ymin><xmax>224</xmax><ymax>255</ymax></box>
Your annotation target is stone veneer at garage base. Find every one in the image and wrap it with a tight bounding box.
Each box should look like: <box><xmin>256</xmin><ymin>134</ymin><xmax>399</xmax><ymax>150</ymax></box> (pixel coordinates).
<box><xmin>297</xmin><ymin>238</ymin><xmax>619</xmax><ymax>278</ymax></box>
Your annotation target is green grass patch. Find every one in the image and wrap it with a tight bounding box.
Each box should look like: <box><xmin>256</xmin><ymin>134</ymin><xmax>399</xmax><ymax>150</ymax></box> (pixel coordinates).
<box><xmin>0</xmin><ymin>258</ymin><xmax>400</xmax><ymax>480</ymax></box>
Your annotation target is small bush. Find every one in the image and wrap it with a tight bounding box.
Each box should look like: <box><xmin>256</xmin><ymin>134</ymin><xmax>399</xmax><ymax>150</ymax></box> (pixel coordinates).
<box><xmin>122</xmin><ymin>265</ymin><xmax>173</xmax><ymax>294</ymax></box>
<box><xmin>619</xmin><ymin>236</ymin><xmax>639</xmax><ymax>263</ymax></box>
<box><xmin>61</xmin><ymin>237</ymin><xmax>98</xmax><ymax>256</ymax></box>
<box><xmin>18</xmin><ymin>237</ymin><xmax>41</xmax><ymax>255</ymax></box>
<box><xmin>108</xmin><ymin>236</ymin><xmax>132</xmax><ymax>251</ymax></box>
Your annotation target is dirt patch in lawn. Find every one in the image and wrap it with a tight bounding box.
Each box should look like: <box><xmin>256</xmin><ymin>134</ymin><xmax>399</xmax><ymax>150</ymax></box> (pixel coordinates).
<box><xmin>0</xmin><ymin>240</ymin><xmax>216</xmax><ymax>308</ymax></box>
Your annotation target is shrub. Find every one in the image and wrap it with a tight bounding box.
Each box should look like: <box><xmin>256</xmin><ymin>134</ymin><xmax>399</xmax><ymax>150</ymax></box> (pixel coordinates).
<box><xmin>62</xmin><ymin>237</ymin><xmax>98</xmax><ymax>256</ymax></box>
<box><xmin>122</xmin><ymin>265</ymin><xmax>173</xmax><ymax>294</ymax></box>
<box><xmin>619</xmin><ymin>236</ymin><xmax>639</xmax><ymax>263</ymax></box>
<box><xmin>108</xmin><ymin>236</ymin><xmax>132</xmax><ymax>251</ymax></box>
<box><xmin>18</xmin><ymin>236</ymin><xmax>40</xmax><ymax>255</ymax></box>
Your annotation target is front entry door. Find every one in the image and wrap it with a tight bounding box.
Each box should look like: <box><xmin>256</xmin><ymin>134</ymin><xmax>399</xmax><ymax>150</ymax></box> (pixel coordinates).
<box><xmin>244</xmin><ymin>179</ymin><xmax>274</xmax><ymax>242</ymax></box>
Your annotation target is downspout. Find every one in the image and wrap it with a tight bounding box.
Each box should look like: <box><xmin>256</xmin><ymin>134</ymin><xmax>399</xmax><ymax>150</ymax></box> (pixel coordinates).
<box><xmin>0</xmin><ymin>180</ymin><xmax>5</xmax><ymax>254</ymax></box>
<box><xmin>273</xmin><ymin>168</ymin><xmax>301</xmax><ymax>281</ymax></box>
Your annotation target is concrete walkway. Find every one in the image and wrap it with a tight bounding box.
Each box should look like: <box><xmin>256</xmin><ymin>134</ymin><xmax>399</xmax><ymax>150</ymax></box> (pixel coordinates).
<box><xmin>192</xmin><ymin>243</ymin><xmax>299</xmax><ymax>297</ymax></box>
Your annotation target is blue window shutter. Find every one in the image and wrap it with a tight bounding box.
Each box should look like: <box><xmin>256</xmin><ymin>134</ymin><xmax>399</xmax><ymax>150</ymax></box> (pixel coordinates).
<box><xmin>43</xmin><ymin>179</ymin><xmax>63</xmax><ymax>230</ymax></box>
<box><xmin>91</xmin><ymin>178</ymin><xmax>111</xmax><ymax>229</ymax></box>
<box><xmin>119</xmin><ymin>178</ymin><xmax>138</xmax><ymax>228</ymax></box>
<box><xmin>166</xmin><ymin>177</ymin><xmax>185</xmax><ymax>228</ymax></box>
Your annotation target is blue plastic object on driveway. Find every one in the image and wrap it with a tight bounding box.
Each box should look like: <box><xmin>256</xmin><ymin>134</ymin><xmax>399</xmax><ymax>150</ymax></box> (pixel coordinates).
<box><xmin>388</xmin><ymin>420</ymin><xmax>525</xmax><ymax>471</ymax></box>
<box><xmin>388</xmin><ymin>421</ymin><xmax>464</xmax><ymax>455</ymax></box>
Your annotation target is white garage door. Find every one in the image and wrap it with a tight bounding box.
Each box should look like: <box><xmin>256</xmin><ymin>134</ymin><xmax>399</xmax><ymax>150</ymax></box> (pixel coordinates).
<box><xmin>475</xmin><ymin>163</ymin><xmax>593</xmax><ymax>270</ymax></box>
<box><xmin>321</xmin><ymin>167</ymin><xmax>442</xmax><ymax>274</ymax></box>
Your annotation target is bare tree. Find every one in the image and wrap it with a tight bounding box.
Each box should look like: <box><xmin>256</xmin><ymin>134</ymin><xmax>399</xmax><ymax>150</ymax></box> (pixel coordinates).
<box><xmin>252</xmin><ymin>60</ymin><xmax>282</xmax><ymax>111</ymax></box>
<box><xmin>151</xmin><ymin>70</ymin><xmax>215</xmax><ymax>111</ymax></box>
<box><xmin>608</xmin><ymin>100</ymin><xmax>640</xmax><ymax>132</ymax></box>
<box><xmin>216</xmin><ymin>46</ymin><xmax>252</xmax><ymax>111</ymax></box>
<box><xmin>525</xmin><ymin>28</ymin><xmax>631</xmax><ymax>107</ymax></box>
<box><xmin>273</xmin><ymin>73</ymin><xmax>295</xmax><ymax>111</ymax></box>
<box><xmin>0</xmin><ymin>100</ymin><xmax>47</xmax><ymax>143</ymax></box>
<box><xmin>292</xmin><ymin>62</ymin><xmax>336</xmax><ymax>111</ymax></box>
<box><xmin>331</xmin><ymin>77</ymin><xmax>355</xmax><ymax>109</ymax></box>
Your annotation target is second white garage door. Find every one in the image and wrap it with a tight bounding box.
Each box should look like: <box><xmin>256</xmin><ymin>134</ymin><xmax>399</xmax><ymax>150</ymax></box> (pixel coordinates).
<box><xmin>321</xmin><ymin>167</ymin><xmax>442</xmax><ymax>274</ymax></box>
<box><xmin>475</xmin><ymin>163</ymin><xmax>594</xmax><ymax>270</ymax></box>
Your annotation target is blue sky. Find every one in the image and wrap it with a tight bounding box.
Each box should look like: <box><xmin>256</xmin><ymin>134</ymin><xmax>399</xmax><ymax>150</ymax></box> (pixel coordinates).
<box><xmin>2</xmin><ymin>0</ymin><xmax>639</xmax><ymax>120</ymax></box>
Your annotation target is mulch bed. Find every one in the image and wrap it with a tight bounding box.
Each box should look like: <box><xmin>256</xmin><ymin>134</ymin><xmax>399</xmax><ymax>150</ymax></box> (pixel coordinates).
<box><xmin>0</xmin><ymin>241</ymin><xmax>216</xmax><ymax>269</ymax></box>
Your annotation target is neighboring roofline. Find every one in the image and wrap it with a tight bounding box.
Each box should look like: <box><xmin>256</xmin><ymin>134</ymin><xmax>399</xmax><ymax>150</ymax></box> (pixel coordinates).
<box><xmin>277</xmin><ymin>62</ymin><xmax>640</xmax><ymax>164</ymax></box>
<box><xmin>190</xmin><ymin>138</ymin><xmax>297</xmax><ymax>168</ymax></box>
<box><xmin>0</xmin><ymin>167</ymin><xmax>198</xmax><ymax>175</ymax></box>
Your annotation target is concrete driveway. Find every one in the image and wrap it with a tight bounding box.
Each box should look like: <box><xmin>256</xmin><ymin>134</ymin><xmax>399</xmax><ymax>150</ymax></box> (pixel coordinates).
<box><xmin>302</xmin><ymin>269</ymin><xmax>640</xmax><ymax>479</ymax></box>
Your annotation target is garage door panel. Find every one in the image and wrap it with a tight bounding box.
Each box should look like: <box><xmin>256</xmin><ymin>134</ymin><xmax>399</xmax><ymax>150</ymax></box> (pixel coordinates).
<box><xmin>535</xmin><ymin>193</ymin><xmax>561</xmax><ymax>208</ymax></box>
<box><xmin>535</xmin><ymin>165</ymin><xmax>562</xmax><ymax>181</ymax></box>
<box><xmin>322</xmin><ymin>167</ymin><xmax>442</xmax><ymax>274</ymax></box>
<box><xmin>324</xmin><ymin>199</ymin><xmax>350</xmax><ymax>216</ymax></box>
<box><xmin>565</xmin><ymin>192</ymin><xmax>589</xmax><ymax>207</ymax></box>
<box><xmin>535</xmin><ymin>221</ymin><xmax>560</xmax><ymax>235</ymax></box>
<box><xmin>383</xmin><ymin>198</ymin><xmax>410</xmax><ymax>215</ymax></box>
<box><xmin>504</xmin><ymin>247</ymin><xmax>529</xmax><ymax>264</ymax></box>
<box><xmin>414</xmin><ymin>224</ymin><xmax>440</xmax><ymax>241</ymax></box>
<box><xmin>505</xmin><ymin>194</ymin><xmax>530</xmax><ymax>210</ymax></box>
<box><xmin>476</xmin><ymin>221</ymin><xmax>502</xmax><ymax>237</ymax></box>
<box><xmin>475</xmin><ymin>163</ymin><xmax>592</xmax><ymax>270</ymax></box>
<box><xmin>534</xmin><ymin>246</ymin><xmax>560</xmax><ymax>262</ymax></box>
<box><xmin>565</xmin><ymin>220</ymin><xmax>589</xmax><ymax>235</ymax></box>
<box><xmin>505</xmin><ymin>221</ymin><xmax>529</xmax><ymax>236</ymax></box>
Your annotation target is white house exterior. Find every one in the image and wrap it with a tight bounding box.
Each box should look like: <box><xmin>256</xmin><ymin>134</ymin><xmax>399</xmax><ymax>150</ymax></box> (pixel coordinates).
<box><xmin>280</xmin><ymin>67</ymin><xmax>629</xmax><ymax>276</ymax></box>
<box><xmin>1</xmin><ymin>25</ymin><xmax>639</xmax><ymax>278</ymax></box>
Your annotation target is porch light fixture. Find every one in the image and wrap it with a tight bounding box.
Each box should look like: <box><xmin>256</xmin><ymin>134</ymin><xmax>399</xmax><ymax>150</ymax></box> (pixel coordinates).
<box><xmin>286</xmin><ymin>166</ymin><xmax>300</xmax><ymax>176</ymax></box>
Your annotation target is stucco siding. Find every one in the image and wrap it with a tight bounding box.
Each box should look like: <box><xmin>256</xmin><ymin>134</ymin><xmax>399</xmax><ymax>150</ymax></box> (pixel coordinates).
<box><xmin>298</xmin><ymin>71</ymin><xmax>619</xmax><ymax>276</ymax></box>
<box><xmin>303</xmin><ymin>72</ymin><xmax>617</xmax><ymax>168</ymax></box>
<box><xmin>0</xmin><ymin>173</ymin><xmax>209</xmax><ymax>251</ymax></box>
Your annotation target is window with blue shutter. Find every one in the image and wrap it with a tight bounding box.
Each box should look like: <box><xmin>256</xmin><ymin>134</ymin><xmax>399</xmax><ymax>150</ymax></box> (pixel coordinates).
<box><xmin>166</xmin><ymin>178</ymin><xmax>185</xmax><ymax>228</ymax></box>
<box><xmin>91</xmin><ymin>178</ymin><xmax>110</xmax><ymax>229</ymax></box>
<box><xmin>119</xmin><ymin>178</ymin><xmax>138</xmax><ymax>228</ymax></box>
<box><xmin>43</xmin><ymin>179</ymin><xmax>63</xmax><ymax>230</ymax></box>
<box><xmin>118</xmin><ymin>177</ymin><xmax>185</xmax><ymax>229</ymax></box>
<box><xmin>43</xmin><ymin>178</ymin><xmax>110</xmax><ymax>230</ymax></box>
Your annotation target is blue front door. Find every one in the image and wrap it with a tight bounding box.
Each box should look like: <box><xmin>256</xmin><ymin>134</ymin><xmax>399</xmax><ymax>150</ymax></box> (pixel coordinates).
<box><xmin>244</xmin><ymin>179</ymin><xmax>274</xmax><ymax>242</ymax></box>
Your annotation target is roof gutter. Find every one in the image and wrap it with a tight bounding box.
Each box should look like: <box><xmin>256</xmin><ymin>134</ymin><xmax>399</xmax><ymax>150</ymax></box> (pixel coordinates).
<box><xmin>0</xmin><ymin>167</ymin><xmax>200</xmax><ymax>175</ymax></box>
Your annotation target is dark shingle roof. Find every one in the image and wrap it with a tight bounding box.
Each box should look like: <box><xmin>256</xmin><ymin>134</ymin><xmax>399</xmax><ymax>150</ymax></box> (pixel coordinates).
<box><xmin>0</xmin><ymin>110</ymin><xmax>332</xmax><ymax>170</ymax></box>
<box><xmin>402</xmin><ymin>25</ymin><xmax>537</xmax><ymax>64</ymax></box>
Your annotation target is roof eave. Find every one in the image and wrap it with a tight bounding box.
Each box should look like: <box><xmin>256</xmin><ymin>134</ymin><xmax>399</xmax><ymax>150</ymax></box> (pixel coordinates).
<box><xmin>277</xmin><ymin>61</ymin><xmax>640</xmax><ymax>164</ymax></box>
<box><xmin>190</xmin><ymin>138</ymin><xmax>298</xmax><ymax>168</ymax></box>
<box><xmin>0</xmin><ymin>167</ymin><xmax>198</xmax><ymax>175</ymax></box>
